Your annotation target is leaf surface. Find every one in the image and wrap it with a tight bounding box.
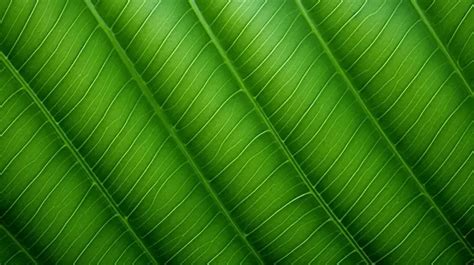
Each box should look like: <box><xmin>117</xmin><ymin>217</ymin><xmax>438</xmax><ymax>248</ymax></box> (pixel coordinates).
<box><xmin>1</xmin><ymin>0</ymin><xmax>472</xmax><ymax>263</ymax></box>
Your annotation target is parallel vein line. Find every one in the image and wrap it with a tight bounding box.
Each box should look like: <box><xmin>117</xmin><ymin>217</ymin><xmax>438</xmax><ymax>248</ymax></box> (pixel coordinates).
<box><xmin>410</xmin><ymin>0</ymin><xmax>473</xmax><ymax>94</ymax></box>
<box><xmin>295</xmin><ymin>0</ymin><xmax>473</xmax><ymax>255</ymax></box>
<box><xmin>0</xmin><ymin>224</ymin><xmax>38</xmax><ymax>264</ymax></box>
<box><xmin>0</xmin><ymin>52</ymin><xmax>159</xmax><ymax>264</ymax></box>
<box><xmin>188</xmin><ymin>0</ymin><xmax>372</xmax><ymax>263</ymax></box>
<box><xmin>83</xmin><ymin>1</ymin><xmax>265</xmax><ymax>263</ymax></box>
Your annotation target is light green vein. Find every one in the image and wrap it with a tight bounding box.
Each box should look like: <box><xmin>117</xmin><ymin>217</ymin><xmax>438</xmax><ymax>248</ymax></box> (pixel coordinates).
<box><xmin>0</xmin><ymin>52</ymin><xmax>160</xmax><ymax>265</ymax></box>
<box><xmin>0</xmin><ymin>224</ymin><xmax>38</xmax><ymax>264</ymax></box>
<box><xmin>189</xmin><ymin>0</ymin><xmax>373</xmax><ymax>263</ymax></box>
<box><xmin>83</xmin><ymin>1</ymin><xmax>265</xmax><ymax>263</ymax></box>
<box><xmin>410</xmin><ymin>0</ymin><xmax>473</xmax><ymax>94</ymax></box>
<box><xmin>295</xmin><ymin>0</ymin><xmax>473</xmax><ymax>255</ymax></box>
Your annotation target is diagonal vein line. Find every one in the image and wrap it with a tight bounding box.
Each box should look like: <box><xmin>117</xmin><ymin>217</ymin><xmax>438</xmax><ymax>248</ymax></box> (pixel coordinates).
<box><xmin>0</xmin><ymin>224</ymin><xmax>38</xmax><ymax>264</ymax></box>
<box><xmin>83</xmin><ymin>1</ymin><xmax>265</xmax><ymax>263</ymax></box>
<box><xmin>410</xmin><ymin>0</ymin><xmax>473</xmax><ymax>95</ymax></box>
<box><xmin>0</xmin><ymin>52</ymin><xmax>160</xmax><ymax>265</ymax></box>
<box><xmin>188</xmin><ymin>0</ymin><xmax>372</xmax><ymax>263</ymax></box>
<box><xmin>295</xmin><ymin>0</ymin><xmax>473</xmax><ymax>255</ymax></box>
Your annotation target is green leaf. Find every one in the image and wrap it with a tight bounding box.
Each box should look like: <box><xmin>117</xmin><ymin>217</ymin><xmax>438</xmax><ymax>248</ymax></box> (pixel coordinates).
<box><xmin>1</xmin><ymin>0</ymin><xmax>472</xmax><ymax>264</ymax></box>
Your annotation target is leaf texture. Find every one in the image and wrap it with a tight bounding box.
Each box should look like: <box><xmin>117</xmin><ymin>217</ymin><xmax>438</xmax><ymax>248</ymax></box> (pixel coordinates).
<box><xmin>0</xmin><ymin>0</ymin><xmax>473</xmax><ymax>264</ymax></box>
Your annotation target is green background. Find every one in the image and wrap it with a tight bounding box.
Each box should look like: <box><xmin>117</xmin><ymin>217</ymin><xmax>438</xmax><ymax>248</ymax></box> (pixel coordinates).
<box><xmin>1</xmin><ymin>0</ymin><xmax>472</xmax><ymax>263</ymax></box>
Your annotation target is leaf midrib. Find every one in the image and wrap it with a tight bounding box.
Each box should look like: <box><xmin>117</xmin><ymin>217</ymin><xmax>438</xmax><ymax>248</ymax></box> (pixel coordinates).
<box><xmin>189</xmin><ymin>0</ymin><xmax>373</xmax><ymax>263</ymax></box>
<box><xmin>410</xmin><ymin>0</ymin><xmax>473</xmax><ymax>95</ymax></box>
<box><xmin>83</xmin><ymin>1</ymin><xmax>265</xmax><ymax>263</ymax></box>
<box><xmin>0</xmin><ymin>52</ymin><xmax>160</xmax><ymax>264</ymax></box>
<box><xmin>295</xmin><ymin>0</ymin><xmax>473</xmax><ymax>255</ymax></box>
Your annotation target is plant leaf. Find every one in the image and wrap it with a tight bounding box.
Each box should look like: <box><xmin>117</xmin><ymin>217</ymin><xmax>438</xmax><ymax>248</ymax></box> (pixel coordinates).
<box><xmin>1</xmin><ymin>0</ymin><xmax>472</xmax><ymax>264</ymax></box>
